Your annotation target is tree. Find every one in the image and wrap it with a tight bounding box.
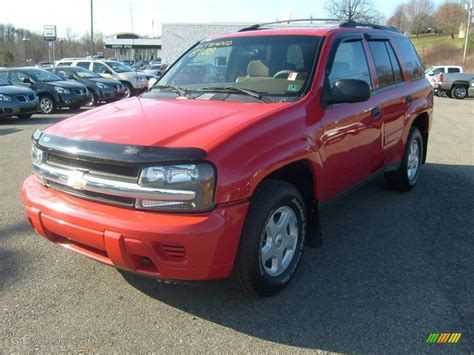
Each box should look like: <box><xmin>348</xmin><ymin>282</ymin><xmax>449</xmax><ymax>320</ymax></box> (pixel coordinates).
<box><xmin>387</xmin><ymin>4</ymin><xmax>410</xmax><ymax>32</ymax></box>
<box><xmin>405</xmin><ymin>0</ymin><xmax>435</xmax><ymax>36</ymax></box>
<box><xmin>325</xmin><ymin>0</ymin><xmax>384</xmax><ymax>23</ymax></box>
<box><xmin>1</xmin><ymin>50</ymin><xmax>14</xmax><ymax>66</ymax></box>
<box><xmin>435</xmin><ymin>2</ymin><xmax>466</xmax><ymax>39</ymax></box>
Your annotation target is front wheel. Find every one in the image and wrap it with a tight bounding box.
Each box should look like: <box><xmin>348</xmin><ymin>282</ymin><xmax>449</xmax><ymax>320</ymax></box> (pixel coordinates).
<box><xmin>231</xmin><ymin>180</ymin><xmax>306</xmax><ymax>297</ymax></box>
<box><xmin>451</xmin><ymin>85</ymin><xmax>468</xmax><ymax>100</ymax></box>
<box><xmin>123</xmin><ymin>82</ymin><xmax>134</xmax><ymax>98</ymax></box>
<box><xmin>385</xmin><ymin>127</ymin><xmax>423</xmax><ymax>191</ymax></box>
<box><xmin>38</xmin><ymin>96</ymin><xmax>56</xmax><ymax>114</ymax></box>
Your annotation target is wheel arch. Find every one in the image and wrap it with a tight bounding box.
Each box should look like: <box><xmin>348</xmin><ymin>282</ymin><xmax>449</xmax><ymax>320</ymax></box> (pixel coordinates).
<box><xmin>412</xmin><ymin>112</ymin><xmax>429</xmax><ymax>163</ymax></box>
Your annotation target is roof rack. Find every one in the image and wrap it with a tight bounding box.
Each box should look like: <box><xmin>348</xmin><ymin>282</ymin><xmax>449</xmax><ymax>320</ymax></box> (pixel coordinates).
<box><xmin>239</xmin><ymin>18</ymin><xmax>400</xmax><ymax>33</ymax></box>
<box><xmin>239</xmin><ymin>18</ymin><xmax>340</xmax><ymax>32</ymax></box>
<box><xmin>339</xmin><ymin>20</ymin><xmax>400</xmax><ymax>33</ymax></box>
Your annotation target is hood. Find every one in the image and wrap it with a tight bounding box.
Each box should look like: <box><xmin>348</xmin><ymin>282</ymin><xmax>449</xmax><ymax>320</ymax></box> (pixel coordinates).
<box><xmin>48</xmin><ymin>80</ymin><xmax>87</xmax><ymax>89</ymax></box>
<box><xmin>45</xmin><ymin>97</ymin><xmax>291</xmax><ymax>150</ymax></box>
<box><xmin>0</xmin><ymin>85</ymin><xmax>35</xmax><ymax>95</ymax></box>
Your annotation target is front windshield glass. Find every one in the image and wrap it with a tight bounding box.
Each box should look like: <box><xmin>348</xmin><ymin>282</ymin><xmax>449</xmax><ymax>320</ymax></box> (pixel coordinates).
<box><xmin>28</xmin><ymin>70</ymin><xmax>62</xmax><ymax>82</ymax></box>
<box><xmin>105</xmin><ymin>61</ymin><xmax>132</xmax><ymax>73</ymax></box>
<box><xmin>74</xmin><ymin>68</ymin><xmax>101</xmax><ymax>78</ymax></box>
<box><xmin>159</xmin><ymin>35</ymin><xmax>322</xmax><ymax>99</ymax></box>
<box><xmin>0</xmin><ymin>78</ymin><xmax>10</xmax><ymax>86</ymax></box>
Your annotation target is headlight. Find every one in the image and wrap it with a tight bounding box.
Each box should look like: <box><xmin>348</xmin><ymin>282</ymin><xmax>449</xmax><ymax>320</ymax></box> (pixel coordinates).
<box><xmin>31</xmin><ymin>144</ymin><xmax>44</xmax><ymax>166</ymax></box>
<box><xmin>0</xmin><ymin>94</ymin><xmax>12</xmax><ymax>101</ymax></box>
<box><xmin>97</xmin><ymin>83</ymin><xmax>109</xmax><ymax>89</ymax></box>
<box><xmin>54</xmin><ymin>86</ymin><xmax>70</xmax><ymax>94</ymax></box>
<box><xmin>136</xmin><ymin>163</ymin><xmax>215</xmax><ymax>212</ymax></box>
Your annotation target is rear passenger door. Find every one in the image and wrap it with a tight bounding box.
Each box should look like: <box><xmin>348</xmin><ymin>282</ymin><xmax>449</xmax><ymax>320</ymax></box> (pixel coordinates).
<box><xmin>366</xmin><ymin>38</ymin><xmax>408</xmax><ymax>167</ymax></box>
<box><xmin>320</xmin><ymin>35</ymin><xmax>383</xmax><ymax>200</ymax></box>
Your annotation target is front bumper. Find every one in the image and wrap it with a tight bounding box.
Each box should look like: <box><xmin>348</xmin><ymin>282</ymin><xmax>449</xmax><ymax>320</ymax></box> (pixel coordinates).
<box><xmin>97</xmin><ymin>87</ymin><xmax>126</xmax><ymax>102</ymax></box>
<box><xmin>22</xmin><ymin>174</ymin><xmax>248</xmax><ymax>280</ymax></box>
<box><xmin>58</xmin><ymin>93</ymin><xmax>91</xmax><ymax>108</ymax></box>
<box><xmin>0</xmin><ymin>100</ymin><xmax>38</xmax><ymax>118</ymax></box>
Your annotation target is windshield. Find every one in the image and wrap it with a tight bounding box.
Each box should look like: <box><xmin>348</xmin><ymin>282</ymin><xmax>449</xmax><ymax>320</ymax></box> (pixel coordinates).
<box><xmin>0</xmin><ymin>78</ymin><xmax>10</xmax><ymax>86</ymax></box>
<box><xmin>74</xmin><ymin>68</ymin><xmax>101</xmax><ymax>78</ymax></box>
<box><xmin>159</xmin><ymin>35</ymin><xmax>322</xmax><ymax>100</ymax></box>
<box><xmin>104</xmin><ymin>61</ymin><xmax>132</xmax><ymax>73</ymax></box>
<box><xmin>28</xmin><ymin>70</ymin><xmax>62</xmax><ymax>82</ymax></box>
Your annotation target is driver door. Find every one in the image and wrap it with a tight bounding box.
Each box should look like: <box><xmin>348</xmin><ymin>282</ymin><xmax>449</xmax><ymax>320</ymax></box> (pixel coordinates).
<box><xmin>319</xmin><ymin>36</ymin><xmax>383</xmax><ymax>201</ymax></box>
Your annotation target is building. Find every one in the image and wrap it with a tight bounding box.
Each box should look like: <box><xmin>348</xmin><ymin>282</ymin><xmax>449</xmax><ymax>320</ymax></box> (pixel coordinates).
<box><xmin>104</xmin><ymin>33</ymin><xmax>162</xmax><ymax>61</ymax></box>
<box><xmin>161</xmin><ymin>23</ymin><xmax>252</xmax><ymax>64</ymax></box>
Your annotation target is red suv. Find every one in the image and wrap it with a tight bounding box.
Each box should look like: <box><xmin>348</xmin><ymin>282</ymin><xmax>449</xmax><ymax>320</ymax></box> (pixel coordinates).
<box><xmin>22</xmin><ymin>20</ymin><xmax>433</xmax><ymax>296</ymax></box>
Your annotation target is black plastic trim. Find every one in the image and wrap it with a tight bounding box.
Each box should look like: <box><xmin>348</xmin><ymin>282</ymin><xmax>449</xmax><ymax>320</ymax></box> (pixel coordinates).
<box><xmin>32</xmin><ymin>129</ymin><xmax>207</xmax><ymax>165</ymax></box>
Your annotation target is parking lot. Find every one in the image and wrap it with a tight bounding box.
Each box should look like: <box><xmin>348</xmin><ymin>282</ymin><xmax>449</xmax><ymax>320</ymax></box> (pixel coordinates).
<box><xmin>0</xmin><ymin>97</ymin><xmax>472</xmax><ymax>353</ymax></box>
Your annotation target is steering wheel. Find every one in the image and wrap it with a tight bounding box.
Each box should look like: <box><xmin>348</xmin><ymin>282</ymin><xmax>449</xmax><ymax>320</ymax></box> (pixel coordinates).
<box><xmin>273</xmin><ymin>70</ymin><xmax>295</xmax><ymax>79</ymax></box>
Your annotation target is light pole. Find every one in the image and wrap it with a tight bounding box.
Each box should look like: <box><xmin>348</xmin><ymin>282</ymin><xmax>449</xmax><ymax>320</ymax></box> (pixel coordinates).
<box><xmin>90</xmin><ymin>0</ymin><xmax>94</xmax><ymax>56</ymax></box>
<box><xmin>22</xmin><ymin>37</ymin><xmax>30</xmax><ymax>66</ymax></box>
<box><xmin>463</xmin><ymin>0</ymin><xmax>473</xmax><ymax>67</ymax></box>
<box><xmin>58</xmin><ymin>38</ymin><xmax>64</xmax><ymax>59</ymax></box>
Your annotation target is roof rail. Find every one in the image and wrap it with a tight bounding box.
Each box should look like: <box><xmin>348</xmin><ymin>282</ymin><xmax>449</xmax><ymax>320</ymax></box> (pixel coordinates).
<box><xmin>239</xmin><ymin>18</ymin><xmax>340</xmax><ymax>32</ymax></box>
<box><xmin>339</xmin><ymin>20</ymin><xmax>400</xmax><ymax>33</ymax></box>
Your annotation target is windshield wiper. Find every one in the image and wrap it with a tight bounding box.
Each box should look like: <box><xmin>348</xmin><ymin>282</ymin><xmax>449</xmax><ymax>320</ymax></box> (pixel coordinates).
<box><xmin>152</xmin><ymin>84</ymin><xmax>194</xmax><ymax>99</ymax></box>
<box><xmin>199</xmin><ymin>86</ymin><xmax>270</xmax><ymax>103</ymax></box>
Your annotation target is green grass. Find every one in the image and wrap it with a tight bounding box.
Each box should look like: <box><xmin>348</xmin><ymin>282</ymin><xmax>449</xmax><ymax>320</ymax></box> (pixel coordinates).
<box><xmin>410</xmin><ymin>35</ymin><xmax>473</xmax><ymax>52</ymax></box>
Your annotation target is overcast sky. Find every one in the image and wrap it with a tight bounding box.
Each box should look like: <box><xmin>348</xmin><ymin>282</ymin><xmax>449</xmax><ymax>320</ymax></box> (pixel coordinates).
<box><xmin>1</xmin><ymin>0</ymin><xmax>445</xmax><ymax>38</ymax></box>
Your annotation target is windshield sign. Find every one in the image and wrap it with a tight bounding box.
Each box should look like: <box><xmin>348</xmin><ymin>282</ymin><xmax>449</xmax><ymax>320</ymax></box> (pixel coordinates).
<box><xmin>158</xmin><ymin>35</ymin><xmax>322</xmax><ymax>101</ymax></box>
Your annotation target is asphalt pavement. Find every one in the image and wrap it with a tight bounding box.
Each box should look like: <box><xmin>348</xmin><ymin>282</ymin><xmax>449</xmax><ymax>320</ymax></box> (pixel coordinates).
<box><xmin>0</xmin><ymin>98</ymin><xmax>473</xmax><ymax>353</ymax></box>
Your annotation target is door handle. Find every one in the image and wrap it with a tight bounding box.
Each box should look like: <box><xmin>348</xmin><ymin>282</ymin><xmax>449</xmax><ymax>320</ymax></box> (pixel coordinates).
<box><xmin>406</xmin><ymin>95</ymin><xmax>413</xmax><ymax>104</ymax></box>
<box><xmin>371</xmin><ymin>107</ymin><xmax>381</xmax><ymax>119</ymax></box>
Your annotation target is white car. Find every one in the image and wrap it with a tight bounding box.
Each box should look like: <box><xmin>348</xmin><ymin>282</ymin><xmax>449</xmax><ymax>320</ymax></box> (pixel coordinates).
<box><xmin>55</xmin><ymin>59</ymin><xmax>151</xmax><ymax>97</ymax></box>
<box><xmin>425</xmin><ymin>65</ymin><xmax>463</xmax><ymax>87</ymax></box>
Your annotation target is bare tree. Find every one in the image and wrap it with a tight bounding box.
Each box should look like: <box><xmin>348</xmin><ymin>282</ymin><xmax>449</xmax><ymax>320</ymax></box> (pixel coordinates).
<box><xmin>387</xmin><ymin>4</ymin><xmax>410</xmax><ymax>32</ymax></box>
<box><xmin>435</xmin><ymin>2</ymin><xmax>466</xmax><ymax>39</ymax></box>
<box><xmin>325</xmin><ymin>0</ymin><xmax>384</xmax><ymax>23</ymax></box>
<box><xmin>406</xmin><ymin>0</ymin><xmax>435</xmax><ymax>36</ymax></box>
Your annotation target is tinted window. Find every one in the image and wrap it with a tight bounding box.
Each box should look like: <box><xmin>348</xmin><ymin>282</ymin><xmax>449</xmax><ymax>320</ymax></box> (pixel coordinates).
<box><xmin>393</xmin><ymin>37</ymin><xmax>424</xmax><ymax>79</ymax></box>
<box><xmin>76</xmin><ymin>61</ymin><xmax>90</xmax><ymax>69</ymax></box>
<box><xmin>431</xmin><ymin>67</ymin><xmax>445</xmax><ymax>75</ymax></box>
<box><xmin>447</xmin><ymin>67</ymin><xmax>460</xmax><ymax>73</ymax></box>
<box><xmin>386</xmin><ymin>43</ymin><xmax>403</xmax><ymax>83</ymax></box>
<box><xmin>368</xmin><ymin>41</ymin><xmax>395</xmax><ymax>88</ymax></box>
<box><xmin>328</xmin><ymin>41</ymin><xmax>371</xmax><ymax>87</ymax></box>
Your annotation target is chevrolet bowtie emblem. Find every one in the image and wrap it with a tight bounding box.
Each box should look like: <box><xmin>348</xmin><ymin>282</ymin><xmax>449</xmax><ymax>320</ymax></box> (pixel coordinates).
<box><xmin>67</xmin><ymin>171</ymin><xmax>87</xmax><ymax>190</ymax></box>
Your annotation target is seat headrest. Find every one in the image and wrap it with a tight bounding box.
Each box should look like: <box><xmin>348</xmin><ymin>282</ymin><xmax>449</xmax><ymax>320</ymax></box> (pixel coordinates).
<box><xmin>247</xmin><ymin>60</ymin><xmax>270</xmax><ymax>77</ymax></box>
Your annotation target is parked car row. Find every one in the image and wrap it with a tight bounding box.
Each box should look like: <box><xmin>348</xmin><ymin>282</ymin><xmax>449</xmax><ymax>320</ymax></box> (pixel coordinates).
<box><xmin>432</xmin><ymin>71</ymin><xmax>474</xmax><ymax>99</ymax></box>
<box><xmin>0</xmin><ymin>77</ymin><xmax>38</xmax><ymax>119</ymax></box>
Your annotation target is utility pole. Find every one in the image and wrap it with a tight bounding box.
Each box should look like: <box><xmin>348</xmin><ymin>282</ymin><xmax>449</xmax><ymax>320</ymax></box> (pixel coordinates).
<box><xmin>90</xmin><ymin>0</ymin><xmax>94</xmax><ymax>56</ymax></box>
<box><xmin>22</xmin><ymin>37</ymin><xmax>30</xmax><ymax>66</ymax></box>
<box><xmin>463</xmin><ymin>0</ymin><xmax>473</xmax><ymax>67</ymax></box>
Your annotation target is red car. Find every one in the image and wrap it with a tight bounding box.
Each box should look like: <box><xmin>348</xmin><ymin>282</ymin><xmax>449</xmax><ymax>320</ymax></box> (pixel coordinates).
<box><xmin>22</xmin><ymin>20</ymin><xmax>433</xmax><ymax>296</ymax></box>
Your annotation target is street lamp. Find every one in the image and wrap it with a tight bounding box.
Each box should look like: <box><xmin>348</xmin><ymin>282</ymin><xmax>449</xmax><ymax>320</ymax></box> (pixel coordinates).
<box><xmin>58</xmin><ymin>38</ymin><xmax>64</xmax><ymax>59</ymax></box>
<box><xmin>463</xmin><ymin>0</ymin><xmax>473</xmax><ymax>67</ymax></box>
<box><xmin>22</xmin><ymin>37</ymin><xmax>30</xmax><ymax>66</ymax></box>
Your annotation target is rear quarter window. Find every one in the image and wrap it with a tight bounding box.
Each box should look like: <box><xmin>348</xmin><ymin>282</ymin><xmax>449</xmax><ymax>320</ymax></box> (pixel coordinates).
<box><xmin>448</xmin><ymin>68</ymin><xmax>460</xmax><ymax>73</ymax></box>
<box><xmin>393</xmin><ymin>37</ymin><xmax>424</xmax><ymax>80</ymax></box>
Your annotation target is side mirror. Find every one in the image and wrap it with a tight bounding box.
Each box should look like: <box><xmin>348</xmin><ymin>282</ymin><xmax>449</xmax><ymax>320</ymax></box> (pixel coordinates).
<box><xmin>68</xmin><ymin>75</ymin><xmax>76</xmax><ymax>80</ymax></box>
<box><xmin>104</xmin><ymin>69</ymin><xmax>113</xmax><ymax>75</ymax></box>
<box><xmin>428</xmin><ymin>73</ymin><xmax>434</xmax><ymax>76</ymax></box>
<box><xmin>23</xmin><ymin>78</ymin><xmax>33</xmax><ymax>84</ymax></box>
<box><xmin>325</xmin><ymin>79</ymin><xmax>370</xmax><ymax>105</ymax></box>
<box><xmin>148</xmin><ymin>77</ymin><xmax>158</xmax><ymax>90</ymax></box>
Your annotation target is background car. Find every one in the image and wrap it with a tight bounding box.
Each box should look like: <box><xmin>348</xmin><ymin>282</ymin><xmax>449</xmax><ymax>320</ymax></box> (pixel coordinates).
<box><xmin>56</xmin><ymin>59</ymin><xmax>151</xmax><ymax>98</ymax></box>
<box><xmin>142</xmin><ymin>64</ymin><xmax>168</xmax><ymax>78</ymax></box>
<box><xmin>424</xmin><ymin>65</ymin><xmax>463</xmax><ymax>87</ymax></box>
<box><xmin>0</xmin><ymin>68</ymin><xmax>90</xmax><ymax>114</ymax></box>
<box><xmin>47</xmin><ymin>66</ymin><xmax>125</xmax><ymax>106</ymax></box>
<box><xmin>35</xmin><ymin>61</ymin><xmax>55</xmax><ymax>69</ymax></box>
<box><xmin>0</xmin><ymin>77</ymin><xmax>38</xmax><ymax>119</ymax></box>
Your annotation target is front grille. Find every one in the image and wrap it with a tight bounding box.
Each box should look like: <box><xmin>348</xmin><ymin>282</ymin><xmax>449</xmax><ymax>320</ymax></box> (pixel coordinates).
<box><xmin>47</xmin><ymin>153</ymin><xmax>140</xmax><ymax>179</ymax></box>
<box><xmin>28</xmin><ymin>94</ymin><xmax>35</xmax><ymax>101</ymax></box>
<box><xmin>72</xmin><ymin>88</ymin><xmax>87</xmax><ymax>95</ymax></box>
<box><xmin>15</xmin><ymin>95</ymin><xmax>27</xmax><ymax>102</ymax></box>
<box><xmin>47</xmin><ymin>180</ymin><xmax>135</xmax><ymax>207</ymax></box>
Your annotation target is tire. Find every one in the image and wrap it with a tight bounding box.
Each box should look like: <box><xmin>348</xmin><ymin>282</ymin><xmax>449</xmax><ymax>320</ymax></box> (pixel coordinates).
<box><xmin>385</xmin><ymin>127</ymin><xmax>423</xmax><ymax>192</ymax></box>
<box><xmin>231</xmin><ymin>180</ymin><xmax>307</xmax><ymax>297</ymax></box>
<box><xmin>451</xmin><ymin>85</ymin><xmax>468</xmax><ymax>100</ymax></box>
<box><xmin>87</xmin><ymin>93</ymin><xmax>99</xmax><ymax>107</ymax></box>
<box><xmin>38</xmin><ymin>96</ymin><xmax>56</xmax><ymax>114</ymax></box>
<box><xmin>17</xmin><ymin>113</ymin><xmax>33</xmax><ymax>119</ymax></box>
<box><xmin>123</xmin><ymin>82</ymin><xmax>134</xmax><ymax>98</ymax></box>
